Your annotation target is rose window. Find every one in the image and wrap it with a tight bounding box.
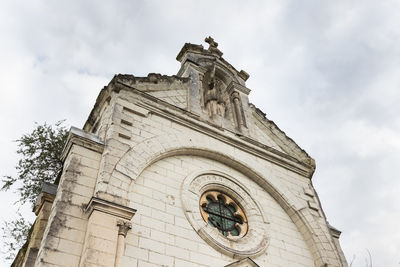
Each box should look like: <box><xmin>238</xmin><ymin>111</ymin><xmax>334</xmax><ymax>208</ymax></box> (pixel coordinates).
<box><xmin>199</xmin><ymin>191</ymin><xmax>248</xmax><ymax>237</ymax></box>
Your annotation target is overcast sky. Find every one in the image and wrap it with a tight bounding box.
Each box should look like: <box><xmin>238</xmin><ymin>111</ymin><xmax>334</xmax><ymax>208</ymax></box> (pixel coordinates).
<box><xmin>1</xmin><ymin>1</ymin><xmax>399</xmax><ymax>266</ymax></box>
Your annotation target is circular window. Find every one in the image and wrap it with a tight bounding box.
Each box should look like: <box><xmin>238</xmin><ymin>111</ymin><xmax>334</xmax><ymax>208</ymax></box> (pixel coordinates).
<box><xmin>181</xmin><ymin>171</ymin><xmax>269</xmax><ymax>257</ymax></box>
<box><xmin>199</xmin><ymin>191</ymin><xmax>248</xmax><ymax>237</ymax></box>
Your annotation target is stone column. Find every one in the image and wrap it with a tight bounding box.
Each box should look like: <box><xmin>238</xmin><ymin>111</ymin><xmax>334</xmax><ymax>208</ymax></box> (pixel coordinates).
<box><xmin>226</xmin><ymin>81</ymin><xmax>250</xmax><ymax>133</ymax></box>
<box><xmin>115</xmin><ymin>220</ymin><xmax>132</xmax><ymax>267</ymax></box>
<box><xmin>231</xmin><ymin>91</ymin><xmax>245</xmax><ymax>130</ymax></box>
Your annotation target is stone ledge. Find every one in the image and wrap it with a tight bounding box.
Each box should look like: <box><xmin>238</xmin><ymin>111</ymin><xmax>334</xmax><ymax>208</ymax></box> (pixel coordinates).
<box><xmin>85</xmin><ymin>197</ymin><xmax>136</xmax><ymax>220</ymax></box>
<box><xmin>112</xmin><ymin>84</ymin><xmax>313</xmax><ymax>178</ymax></box>
<box><xmin>33</xmin><ymin>182</ymin><xmax>57</xmax><ymax>215</ymax></box>
<box><xmin>226</xmin><ymin>81</ymin><xmax>251</xmax><ymax>96</ymax></box>
<box><xmin>61</xmin><ymin>126</ymin><xmax>105</xmax><ymax>161</ymax></box>
<box><xmin>328</xmin><ymin>224</ymin><xmax>342</xmax><ymax>239</ymax></box>
<box><xmin>308</xmin><ymin>200</ymin><xmax>319</xmax><ymax>211</ymax></box>
<box><xmin>304</xmin><ymin>187</ymin><xmax>315</xmax><ymax>197</ymax></box>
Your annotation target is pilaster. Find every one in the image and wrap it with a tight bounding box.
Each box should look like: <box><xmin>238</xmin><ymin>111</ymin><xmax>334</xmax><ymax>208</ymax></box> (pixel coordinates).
<box><xmin>19</xmin><ymin>183</ymin><xmax>57</xmax><ymax>267</ymax></box>
<box><xmin>34</xmin><ymin>127</ymin><xmax>104</xmax><ymax>267</ymax></box>
<box><xmin>227</xmin><ymin>81</ymin><xmax>251</xmax><ymax>134</ymax></box>
<box><xmin>79</xmin><ymin>197</ymin><xmax>136</xmax><ymax>267</ymax></box>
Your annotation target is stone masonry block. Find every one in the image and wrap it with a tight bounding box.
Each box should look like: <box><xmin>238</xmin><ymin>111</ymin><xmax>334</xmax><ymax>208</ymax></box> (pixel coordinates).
<box><xmin>148</xmin><ymin>251</ymin><xmax>174</xmax><ymax>266</ymax></box>
<box><xmin>139</xmin><ymin>237</ymin><xmax>165</xmax><ymax>254</ymax></box>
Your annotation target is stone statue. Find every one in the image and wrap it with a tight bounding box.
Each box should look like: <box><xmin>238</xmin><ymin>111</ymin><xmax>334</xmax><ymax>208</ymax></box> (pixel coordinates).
<box><xmin>203</xmin><ymin>62</ymin><xmax>226</xmax><ymax>118</ymax></box>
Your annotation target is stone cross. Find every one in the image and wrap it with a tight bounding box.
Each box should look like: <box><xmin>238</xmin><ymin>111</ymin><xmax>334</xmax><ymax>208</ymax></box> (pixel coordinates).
<box><xmin>205</xmin><ymin>36</ymin><xmax>218</xmax><ymax>49</ymax></box>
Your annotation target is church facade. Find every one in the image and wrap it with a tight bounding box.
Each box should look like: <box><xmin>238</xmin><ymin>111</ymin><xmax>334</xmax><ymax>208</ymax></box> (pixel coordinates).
<box><xmin>16</xmin><ymin>38</ymin><xmax>347</xmax><ymax>267</ymax></box>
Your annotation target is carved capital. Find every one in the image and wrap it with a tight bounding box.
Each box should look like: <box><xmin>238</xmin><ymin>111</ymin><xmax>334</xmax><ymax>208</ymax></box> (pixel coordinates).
<box><xmin>117</xmin><ymin>220</ymin><xmax>132</xmax><ymax>237</ymax></box>
<box><xmin>231</xmin><ymin>91</ymin><xmax>240</xmax><ymax>100</ymax></box>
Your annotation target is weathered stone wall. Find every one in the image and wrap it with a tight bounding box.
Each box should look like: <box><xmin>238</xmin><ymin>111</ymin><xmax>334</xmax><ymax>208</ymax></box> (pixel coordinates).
<box><xmin>124</xmin><ymin>155</ymin><xmax>315</xmax><ymax>267</ymax></box>
<box><xmin>29</xmin><ymin>83</ymin><xmax>345</xmax><ymax>266</ymax></box>
<box><xmin>34</xmin><ymin>136</ymin><xmax>103</xmax><ymax>267</ymax></box>
<box><xmin>85</xmin><ymin>87</ymin><xmax>344</xmax><ymax>266</ymax></box>
<box><xmin>26</xmin><ymin>40</ymin><xmax>346</xmax><ymax>267</ymax></box>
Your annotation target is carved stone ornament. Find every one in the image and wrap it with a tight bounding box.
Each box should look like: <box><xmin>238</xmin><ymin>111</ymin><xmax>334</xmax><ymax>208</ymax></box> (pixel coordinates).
<box><xmin>117</xmin><ymin>220</ymin><xmax>132</xmax><ymax>237</ymax></box>
<box><xmin>231</xmin><ymin>91</ymin><xmax>246</xmax><ymax>130</ymax></box>
<box><xmin>205</xmin><ymin>36</ymin><xmax>218</xmax><ymax>49</ymax></box>
<box><xmin>225</xmin><ymin>257</ymin><xmax>260</xmax><ymax>267</ymax></box>
<box><xmin>181</xmin><ymin>171</ymin><xmax>269</xmax><ymax>258</ymax></box>
<box><xmin>202</xmin><ymin>63</ymin><xmax>226</xmax><ymax>118</ymax></box>
<box><xmin>205</xmin><ymin>36</ymin><xmax>223</xmax><ymax>57</ymax></box>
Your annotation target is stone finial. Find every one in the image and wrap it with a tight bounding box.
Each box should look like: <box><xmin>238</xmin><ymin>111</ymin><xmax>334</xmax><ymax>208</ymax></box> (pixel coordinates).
<box><xmin>205</xmin><ymin>36</ymin><xmax>223</xmax><ymax>57</ymax></box>
<box><xmin>117</xmin><ymin>220</ymin><xmax>132</xmax><ymax>237</ymax></box>
<box><xmin>205</xmin><ymin>36</ymin><xmax>218</xmax><ymax>49</ymax></box>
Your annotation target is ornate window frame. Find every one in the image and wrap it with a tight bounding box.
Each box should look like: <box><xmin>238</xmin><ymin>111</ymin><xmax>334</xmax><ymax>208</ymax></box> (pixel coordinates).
<box><xmin>181</xmin><ymin>170</ymin><xmax>270</xmax><ymax>258</ymax></box>
<box><xmin>200</xmin><ymin>190</ymin><xmax>248</xmax><ymax>237</ymax></box>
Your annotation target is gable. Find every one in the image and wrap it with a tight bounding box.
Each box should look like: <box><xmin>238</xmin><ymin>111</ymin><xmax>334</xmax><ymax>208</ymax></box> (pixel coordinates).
<box><xmin>252</xmin><ymin>119</ymin><xmax>286</xmax><ymax>153</ymax></box>
<box><xmin>116</xmin><ymin>73</ymin><xmax>189</xmax><ymax>109</ymax></box>
<box><xmin>249</xmin><ymin>105</ymin><xmax>315</xmax><ymax>168</ymax></box>
<box><xmin>225</xmin><ymin>258</ymin><xmax>259</xmax><ymax>267</ymax></box>
<box><xmin>146</xmin><ymin>88</ymin><xmax>187</xmax><ymax>109</ymax></box>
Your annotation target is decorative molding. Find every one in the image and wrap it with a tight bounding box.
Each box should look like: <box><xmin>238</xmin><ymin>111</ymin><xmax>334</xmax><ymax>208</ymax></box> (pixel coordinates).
<box><xmin>33</xmin><ymin>183</ymin><xmax>57</xmax><ymax>215</ymax></box>
<box><xmin>238</xmin><ymin>70</ymin><xmax>250</xmax><ymax>82</ymax></box>
<box><xmin>176</xmin><ymin>39</ymin><xmax>247</xmax><ymax>85</ymax></box>
<box><xmin>308</xmin><ymin>200</ymin><xmax>319</xmax><ymax>211</ymax></box>
<box><xmin>226</xmin><ymin>81</ymin><xmax>251</xmax><ymax>95</ymax></box>
<box><xmin>304</xmin><ymin>187</ymin><xmax>315</xmax><ymax>197</ymax></box>
<box><xmin>251</xmin><ymin>106</ymin><xmax>316</xmax><ymax>172</ymax></box>
<box><xmin>113</xmin><ymin>82</ymin><xmax>312</xmax><ymax>179</ymax></box>
<box><xmin>328</xmin><ymin>224</ymin><xmax>342</xmax><ymax>239</ymax></box>
<box><xmin>85</xmin><ymin>197</ymin><xmax>136</xmax><ymax>220</ymax></box>
<box><xmin>225</xmin><ymin>257</ymin><xmax>259</xmax><ymax>267</ymax></box>
<box><xmin>61</xmin><ymin>126</ymin><xmax>104</xmax><ymax>161</ymax></box>
<box><xmin>181</xmin><ymin>170</ymin><xmax>269</xmax><ymax>258</ymax></box>
<box><xmin>117</xmin><ymin>220</ymin><xmax>132</xmax><ymax>237</ymax></box>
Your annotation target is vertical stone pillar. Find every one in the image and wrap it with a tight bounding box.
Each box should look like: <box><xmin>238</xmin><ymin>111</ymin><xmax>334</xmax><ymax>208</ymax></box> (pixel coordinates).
<box><xmin>231</xmin><ymin>91</ymin><xmax>245</xmax><ymax>130</ymax></box>
<box><xmin>226</xmin><ymin>81</ymin><xmax>250</xmax><ymax>133</ymax></box>
<box><xmin>34</xmin><ymin>127</ymin><xmax>105</xmax><ymax>267</ymax></box>
<box><xmin>114</xmin><ymin>220</ymin><xmax>132</xmax><ymax>267</ymax></box>
<box><xmin>80</xmin><ymin>197</ymin><xmax>136</xmax><ymax>267</ymax></box>
<box><xmin>19</xmin><ymin>183</ymin><xmax>57</xmax><ymax>267</ymax></box>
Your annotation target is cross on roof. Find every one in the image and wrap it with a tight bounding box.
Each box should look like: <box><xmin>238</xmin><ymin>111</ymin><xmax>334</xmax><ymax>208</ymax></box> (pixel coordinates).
<box><xmin>205</xmin><ymin>36</ymin><xmax>218</xmax><ymax>49</ymax></box>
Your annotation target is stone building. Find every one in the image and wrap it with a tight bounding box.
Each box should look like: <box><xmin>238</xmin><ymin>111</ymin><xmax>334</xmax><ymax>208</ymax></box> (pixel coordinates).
<box><xmin>15</xmin><ymin>37</ymin><xmax>347</xmax><ymax>267</ymax></box>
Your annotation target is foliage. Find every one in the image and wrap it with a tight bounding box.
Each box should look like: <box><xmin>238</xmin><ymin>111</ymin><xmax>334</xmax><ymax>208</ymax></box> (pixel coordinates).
<box><xmin>348</xmin><ymin>250</ymin><xmax>373</xmax><ymax>267</ymax></box>
<box><xmin>1</xmin><ymin>213</ymin><xmax>32</xmax><ymax>261</ymax></box>
<box><xmin>1</xmin><ymin>121</ymin><xmax>68</xmax><ymax>262</ymax></box>
<box><xmin>1</xmin><ymin>121</ymin><xmax>68</xmax><ymax>205</ymax></box>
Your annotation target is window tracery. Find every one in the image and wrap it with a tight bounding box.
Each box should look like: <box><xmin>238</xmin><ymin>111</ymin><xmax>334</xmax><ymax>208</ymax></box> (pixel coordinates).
<box><xmin>200</xmin><ymin>191</ymin><xmax>248</xmax><ymax>237</ymax></box>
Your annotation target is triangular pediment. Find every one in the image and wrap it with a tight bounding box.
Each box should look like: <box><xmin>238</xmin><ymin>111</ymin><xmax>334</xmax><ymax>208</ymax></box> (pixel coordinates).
<box><xmin>250</xmin><ymin>104</ymin><xmax>315</xmax><ymax>169</ymax></box>
<box><xmin>84</xmin><ymin>38</ymin><xmax>315</xmax><ymax>174</ymax></box>
<box><xmin>225</xmin><ymin>257</ymin><xmax>259</xmax><ymax>267</ymax></box>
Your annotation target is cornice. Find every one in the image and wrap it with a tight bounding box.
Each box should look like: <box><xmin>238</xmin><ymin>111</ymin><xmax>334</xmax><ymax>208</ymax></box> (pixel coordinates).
<box><xmin>328</xmin><ymin>224</ymin><xmax>342</xmax><ymax>239</ymax></box>
<box><xmin>176</xmin><ymin>43</ymin><xmax>248</xmax><ymax>84</ymax></box>
<box><xmin>33</xmin><ymin>183</ymin><xmax>58</xmax><ymax>215</ymax></box>
<box><xmin>226</xmin><ymin>81</ymin><xmax>251</xmax><ymax>95</ymax></box>
<box><xmin>61</xmin><ymin>127</ymin><xmax>105</xmax><ymax>162</ymax></box>
<box><xmin>85</xmin><ymin>197</ymin><xmax>136</xmax><ymax>220</ymax></box>
<box><xmin>251</xmin><ymin>105</ymin><xmax>316</xmax><ymax>173</ymax></box>
<box><xmin>114</xmin><ymin>81</ymin><xmax>314</xmax><ymax>178</ymax></box>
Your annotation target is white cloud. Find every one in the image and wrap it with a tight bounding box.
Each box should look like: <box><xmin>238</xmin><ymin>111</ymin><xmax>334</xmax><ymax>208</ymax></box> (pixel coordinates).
<box><xmin>1</xmin><ymin>1</ymin><xmax>399</xmax><ymax>266</ymax></box>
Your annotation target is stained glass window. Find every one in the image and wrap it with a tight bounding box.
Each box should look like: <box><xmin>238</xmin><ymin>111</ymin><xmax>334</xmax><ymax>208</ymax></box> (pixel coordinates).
<box><xmin>199</xmin><ymin>191</ymin><xmax>247</xmax><ymax>237</ymax></box>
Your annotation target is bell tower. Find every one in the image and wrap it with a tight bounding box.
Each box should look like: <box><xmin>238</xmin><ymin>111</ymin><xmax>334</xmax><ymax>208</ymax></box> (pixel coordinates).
<box><xmin>176</xmin><ymin>37</ymin><xmax>251</xmax><ymax>134</ymax></box>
